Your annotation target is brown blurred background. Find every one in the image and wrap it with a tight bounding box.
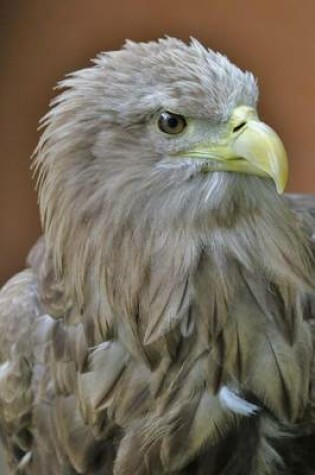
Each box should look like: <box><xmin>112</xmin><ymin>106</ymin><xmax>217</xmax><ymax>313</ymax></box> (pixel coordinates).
<box><xmin>1</xmin><ymin>0</ymin><xmax>314</xmax><ymax>286</ymax></box>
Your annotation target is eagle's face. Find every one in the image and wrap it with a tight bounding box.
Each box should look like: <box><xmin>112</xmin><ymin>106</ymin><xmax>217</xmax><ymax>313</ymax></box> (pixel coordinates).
<box><xmin>92</xmin><ymin>39</ymin><xmax>287</xmax><ymax>209</ymax></box>
<box><xmin>36</xmin><ymin>38</ymin><xmax>288</xmax><ymax>243</ymax></box>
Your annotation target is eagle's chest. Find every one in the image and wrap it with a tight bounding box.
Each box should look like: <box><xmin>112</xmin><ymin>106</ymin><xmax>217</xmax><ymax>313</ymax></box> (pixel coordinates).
<box><xmin>136</xmin><ymin>256</ymin><xmax>311</xmax><ymax>424</ymax></box>
<box><xmin>105</xmin><ymin>260</ymin><xmax>312</xmax><ymax>473</ymax></box>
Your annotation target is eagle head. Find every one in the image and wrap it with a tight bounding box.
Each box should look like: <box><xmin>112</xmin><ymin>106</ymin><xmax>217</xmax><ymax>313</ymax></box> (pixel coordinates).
<box><xmin>34</xmin><ymin>38</ymin><xmax>303</xmax><ymax>309</ymax></box>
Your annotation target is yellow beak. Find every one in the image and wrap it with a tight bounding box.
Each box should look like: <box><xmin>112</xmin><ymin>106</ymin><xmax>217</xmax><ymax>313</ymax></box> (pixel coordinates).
<box><xmin>181</xmin><ymin>106</ymin><xmax>289</xmax><ymax>194</ymax></box>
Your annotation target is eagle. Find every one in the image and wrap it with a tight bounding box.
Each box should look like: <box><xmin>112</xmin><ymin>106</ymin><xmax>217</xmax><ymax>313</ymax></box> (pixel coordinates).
<box><xmin>0</xmin><ymin>38</ymin><xmax>314</xmax><ymax>475</ymax></box>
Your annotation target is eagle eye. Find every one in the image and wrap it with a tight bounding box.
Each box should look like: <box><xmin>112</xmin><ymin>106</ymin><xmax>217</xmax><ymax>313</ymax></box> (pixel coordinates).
<box><xmin>157</xmin><ymin>111</ymin><xmax>187</xmax><ymax>135</ymax></box>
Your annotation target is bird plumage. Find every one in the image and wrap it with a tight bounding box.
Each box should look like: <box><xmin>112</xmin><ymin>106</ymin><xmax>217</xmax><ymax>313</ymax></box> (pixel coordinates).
<box><xmin>0</xmin><ymin>38</ymin><xmax>314</xmax><ymax>474</ymax></box>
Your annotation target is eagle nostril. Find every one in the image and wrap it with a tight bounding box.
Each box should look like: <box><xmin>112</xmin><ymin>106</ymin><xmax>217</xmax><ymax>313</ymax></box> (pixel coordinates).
<box><xmin>233</xmin><ymin>121</ymin><xmax>247</xmax><ymax>133</ymax></box>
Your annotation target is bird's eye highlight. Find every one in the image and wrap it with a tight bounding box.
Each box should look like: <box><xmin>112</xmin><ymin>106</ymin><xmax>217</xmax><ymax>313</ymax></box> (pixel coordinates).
<box><xmin>157</xmin><ymin>111</ymin><xmax>187</xmax><ymax>135</ymax></box>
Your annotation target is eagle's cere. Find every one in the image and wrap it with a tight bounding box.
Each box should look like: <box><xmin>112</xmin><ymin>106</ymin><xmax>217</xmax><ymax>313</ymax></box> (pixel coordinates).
<box><xmin>0</xmin><ymin>37</ymin><xmax>315</xmax><ymax>474</ymax></box>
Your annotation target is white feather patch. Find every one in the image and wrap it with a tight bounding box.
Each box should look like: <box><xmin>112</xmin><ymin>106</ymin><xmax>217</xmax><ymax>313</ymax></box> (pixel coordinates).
<box><xmin>0</xmin><ymin>361</ymin><xmax>10</xmax><ymax>380</ymax></box>
<box><xmin>219</xmin><ymin>386</ymin><xmax>260</xmax><ymax>416</ymax></box>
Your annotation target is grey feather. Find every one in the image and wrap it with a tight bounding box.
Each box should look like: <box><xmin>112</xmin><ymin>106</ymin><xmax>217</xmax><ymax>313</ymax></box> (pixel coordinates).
<box><xmin>0</xmin><ymin>38</ymin><xmax>314</xmax><ymax>474</ymax></box>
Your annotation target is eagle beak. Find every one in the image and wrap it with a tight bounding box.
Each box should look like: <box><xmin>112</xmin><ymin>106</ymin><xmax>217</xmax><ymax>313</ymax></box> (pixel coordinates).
<box><xmin>231</xmin><ymin>108</ymin><xmax>289</xmax><ymax>194</ymax></box>
<box><xmin>182</xmin><ymin>106</ymin><xmax>289</xmax><ymax>194</ymax></box>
